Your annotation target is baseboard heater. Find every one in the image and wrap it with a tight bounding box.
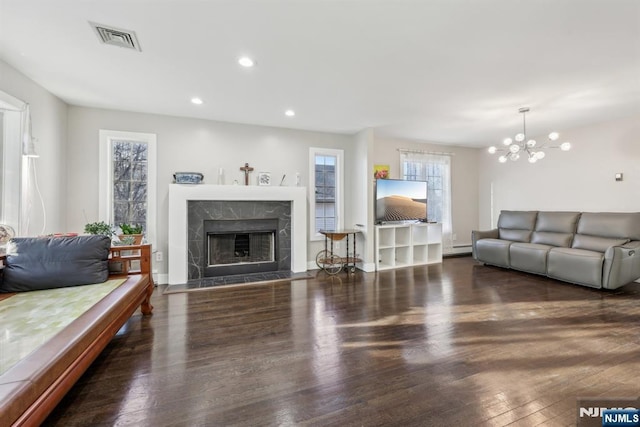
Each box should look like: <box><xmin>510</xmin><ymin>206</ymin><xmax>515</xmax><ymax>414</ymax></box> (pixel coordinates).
<box><xmin>444</xmin><ymin>244</ymin><xmax>472</xmax><ymax>257</ymax></box>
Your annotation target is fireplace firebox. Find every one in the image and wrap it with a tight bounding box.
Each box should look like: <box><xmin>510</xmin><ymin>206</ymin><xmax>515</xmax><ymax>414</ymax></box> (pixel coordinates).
<box><xmin>204</xmin><ymin>218</ymin><xmax>279</xmax><ymax>277</ymax></box>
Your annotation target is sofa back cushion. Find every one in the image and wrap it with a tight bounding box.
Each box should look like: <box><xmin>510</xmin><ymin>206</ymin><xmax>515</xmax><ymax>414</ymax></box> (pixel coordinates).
<box><xmin>531</xmin><ymin>231</ymin><xmax>573</xmax><ymax>247</ymax></box>
<box><xmin>0</xmin><ymin>235</ymin><xmax>111</xmax><ymax>293</ymax></box>
<box><xmin>535</xmin><ymin>211</ymin><xmax>581</xmax><ymax>233</ymax></box>
<box><xmin>571</xmin><ymin>234</ymin><xmax>629</xmax><ymax>253</ymax></box>
<box><xmin>577</xmin><ymin>212</ymin><xmax>640</xmax><ymax>240</ymax></box>
<box><xmin>529</xmin><ymin>211</ymin><xmax>581</xmax><ymax>247</ymax></box>
<box><xmin>497</xmin><ymin>210</ymin><xmax>537</xmax><ymax>242</ymax></box>
<box><xmin>499</xmin><ymin>229</ymin><xmax>532</xmax><ymax>243</ymax></box>
<box><xmin>498</xmin><ymin>210</ymin><xmax>538</xmax><ymax>230</ymax></box>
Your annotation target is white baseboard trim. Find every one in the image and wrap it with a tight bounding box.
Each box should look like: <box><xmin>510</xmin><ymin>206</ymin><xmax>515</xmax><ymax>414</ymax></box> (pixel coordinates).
<box><xmin>445</xmin><ymin>245</ymin><xmax>472</xmax><ymax>256</ymax></box>
<box><xmin>154</xmin><ymin>273</ymin><xmax>168</xmax><ymax>285</ymax></box>
<box><xmin>307</xmin><ymin>261</ymin><xmax>376</xmax><ymax>273</ymax></box>
<box><xmin>358</xmin><ymin>262</ymin><xmax>376</xmax><ymax>273</ymax></box>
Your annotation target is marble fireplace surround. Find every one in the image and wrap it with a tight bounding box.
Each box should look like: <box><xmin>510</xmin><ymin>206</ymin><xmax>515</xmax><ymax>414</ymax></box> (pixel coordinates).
<box><xmin>168</xmin><ymin>184</ymin><xmax>307</xmax><ymax>285</ymax></box>
<box><xmin>194</xmin><ymin>205</ymin><xmax>286</xmax><ymax>279</ymax></box>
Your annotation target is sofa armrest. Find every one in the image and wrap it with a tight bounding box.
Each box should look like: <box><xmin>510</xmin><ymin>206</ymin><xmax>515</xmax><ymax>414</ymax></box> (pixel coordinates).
<box><xmin>471</xmin><ymin>229</ymin><xmax>499</xmax><ymax>260</ymax></box>
<box><xmin>602</xmin><ymin>240</ymin><xmax>640</xmax><ymax>289</ymax></box>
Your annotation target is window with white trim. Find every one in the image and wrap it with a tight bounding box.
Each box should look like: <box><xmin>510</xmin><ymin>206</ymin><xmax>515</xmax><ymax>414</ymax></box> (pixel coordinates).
<box><xmin>0</xmin><ymin>112</ymin><xmax>4</xmax><ymax>202</ymax></box>
<box><xmin>99</xmin><ymin>130</ymin><xmax>157</xmax><ymax>245</ymax></box>
<box><xmin>0</xmin><ymin>92</ymin><xmax>27</xmax><ymax>233</ymax></box>
<box><xmin>400</xmin><ymin>151</ymin><xmax>453</xmax><ymax>252</ymax></box>
<box><xmin>309</xmin><ymin>148</ymin><xmax>343</xmax><ymax>239</ymax></box>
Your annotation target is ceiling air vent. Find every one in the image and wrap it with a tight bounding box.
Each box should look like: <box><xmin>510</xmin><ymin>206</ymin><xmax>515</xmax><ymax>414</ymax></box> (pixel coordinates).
<box><xmin>90</xmin><ymin>22</ymin><xmax>141</xmax><ymax>51</ymax></box>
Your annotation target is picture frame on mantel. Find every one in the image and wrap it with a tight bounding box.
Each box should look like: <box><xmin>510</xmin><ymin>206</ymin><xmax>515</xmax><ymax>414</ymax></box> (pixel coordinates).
<box><xmin>258</xmin><ymin>172</ymin><xmax>271</xmax><ymax>186</ymax></box>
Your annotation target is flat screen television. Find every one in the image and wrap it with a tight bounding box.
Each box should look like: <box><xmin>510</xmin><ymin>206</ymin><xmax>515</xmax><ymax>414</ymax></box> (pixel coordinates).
<box><xmin>375</xmin><ymin>179</ymin><xmax>428</xmax><ymax>223</ymax></box>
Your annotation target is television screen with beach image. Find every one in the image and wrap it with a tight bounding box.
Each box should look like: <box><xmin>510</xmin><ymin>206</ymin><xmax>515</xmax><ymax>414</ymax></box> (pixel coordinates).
<box><xmin>375</xmin><ymin>179</ymin><xmax>427</xmax><ymax>223</ymax></box>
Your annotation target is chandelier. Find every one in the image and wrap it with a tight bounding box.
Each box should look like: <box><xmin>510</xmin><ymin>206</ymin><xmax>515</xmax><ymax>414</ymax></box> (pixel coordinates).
<box><xmin>488</xmin><ymin>107</ymin><xmax>571</xmax><ymax>163</ymax></box>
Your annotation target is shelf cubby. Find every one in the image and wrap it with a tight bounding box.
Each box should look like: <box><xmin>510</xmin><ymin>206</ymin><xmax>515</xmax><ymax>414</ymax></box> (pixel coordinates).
<box><xmin>413</xmin><ymin>244</ymin><xmax>428</xmax><ymax>264</ymax></box>
<box><xmin>395</xmin><ymin>226</ymin><xmax>411</xmax><ymax>246</ymax></box>
<box><xmin>377</xmin><ymin>226</ymin><xmax>396</xmax><ymax>248</ymax></box>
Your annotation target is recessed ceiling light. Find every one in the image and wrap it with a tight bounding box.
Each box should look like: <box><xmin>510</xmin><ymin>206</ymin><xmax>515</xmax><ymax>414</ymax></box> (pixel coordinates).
<box><xmin>191</xmin><ymin>97</ymin><xmax>203</xmax><ymax>105</ymax></box>
<box><xmin>238</xmin><ymin>57</ymin><xmax>255</xmax><ymax>68</ymax></box>
<box><xmin>285</xmin><ymin>109</ymin><xmax>295</xmax><ymax>117</ymax></box>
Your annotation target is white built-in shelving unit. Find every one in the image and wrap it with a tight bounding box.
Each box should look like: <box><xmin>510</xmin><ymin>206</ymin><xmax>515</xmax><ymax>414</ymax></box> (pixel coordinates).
<box><xmin>375</xmin><ymin>223</ymin><xmax>442</xmax><ymax>271</ymax></box>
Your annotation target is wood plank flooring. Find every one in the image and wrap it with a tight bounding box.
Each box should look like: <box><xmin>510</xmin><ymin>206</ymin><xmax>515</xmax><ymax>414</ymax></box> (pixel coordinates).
<box><xmin>43</xmin><ymin>257</ymin><xmax>640</xmax><ymax>426</ymax></box>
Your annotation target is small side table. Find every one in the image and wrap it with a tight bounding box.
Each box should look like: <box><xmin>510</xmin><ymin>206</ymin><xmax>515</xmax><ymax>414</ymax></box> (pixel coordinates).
<box><xmin>317</xmin><ymin>229</ymin><xmax>362</xmax><ymax>275</ymax></box>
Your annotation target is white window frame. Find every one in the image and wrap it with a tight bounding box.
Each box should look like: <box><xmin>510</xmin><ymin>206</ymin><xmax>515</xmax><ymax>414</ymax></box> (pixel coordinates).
<box><xmin>0</xmin><ymin>92</ymin><xmax>27</xmax><ymax>233</ymax></box>
<box><xmin>309</xmin><ymin>147</ymin><xmax>344</xmax><ymax>241</ymax></box>
<box><xmin>1</xmin><ymin>110</ymin><xmax>22</xmax><ymax>231</ymax></box>
<box><xmin>99</xmin><ymin>130</ymin><xmax>157</xmax><ymax>246</ymax></box>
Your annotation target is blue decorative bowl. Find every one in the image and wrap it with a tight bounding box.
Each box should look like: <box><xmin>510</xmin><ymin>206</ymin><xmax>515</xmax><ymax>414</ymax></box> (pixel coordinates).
<box><xmin>174</xmin><ymin>172</ymin><xmax>204</xmax><ymax>184</ymax></box>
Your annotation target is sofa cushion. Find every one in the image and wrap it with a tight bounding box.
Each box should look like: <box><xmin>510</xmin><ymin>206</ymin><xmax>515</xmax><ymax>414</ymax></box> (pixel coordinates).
<box><xmin>571</xmin><ymin>234</ymin><xmax>629</xmax><ymax>253</ymax></box>
<box><xmin>497</xmin><ymin>211</ymin><xmax>537</xmax><ymax>243</ymax></box>
<box><xmin>577</xmin><ymin>212</ymin><xmax>640</xmax><ymax>240</ymax></box>
<box><xmin>498</xmin><ymin>210</ymin><xmax>538</xmax><ymax>230</ymax></box>
<box><xmin>0</xmin><ymin>235</ymin><xmax>111</xmax><ymax>293</ymax></box>
<box><xmin>535</xmin><ymin>211</ymin><xmax>581</xmax><ymax>233</ymax></box>
<box><xmin>547</xmin><ymin>247</ymin><xmax>604</xmax><ymax>288</ymax></box>
<box><xmin>510</xmin><ymin>243</ymin><xmax>552</xmax><ymax>274</ymax></box>
<box><xmin>531</xmin><ymin>231</ymin><xmax>573</xmax><ymax>247</ymax></box>
<box><xmin>474</xmin><ymin>238</ymin><xmax>511</xmax><ymax>268</ymax></box>
<box><xmin>499</xmin><ymin>229</ymin><xmax>532</xmax><ymax>243</ymax></box>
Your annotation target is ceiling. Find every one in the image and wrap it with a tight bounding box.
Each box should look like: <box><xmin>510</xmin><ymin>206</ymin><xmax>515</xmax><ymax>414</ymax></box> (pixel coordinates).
<box><xmin>1</xmin><ymin>0</ymin><xmax>639</xmax><ymax>147</ymax></box>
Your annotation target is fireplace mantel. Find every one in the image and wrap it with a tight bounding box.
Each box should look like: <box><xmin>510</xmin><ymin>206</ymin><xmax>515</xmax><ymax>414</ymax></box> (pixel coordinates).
<box><xmin>168</xmin><ymin>184</ymin><xmax>307</xmax><ymax>285</ymax></box>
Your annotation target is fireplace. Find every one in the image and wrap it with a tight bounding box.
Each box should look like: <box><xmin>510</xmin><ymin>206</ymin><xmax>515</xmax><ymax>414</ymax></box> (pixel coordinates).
<box><xmin>167</xmin><ymin>184</ymin><xmax>307</xmax><ymax>285</ymax></box>
<box><xmin>204</xmin><ymin>218</ymin><xmax>279</xmax><ymax>276</ymax></box>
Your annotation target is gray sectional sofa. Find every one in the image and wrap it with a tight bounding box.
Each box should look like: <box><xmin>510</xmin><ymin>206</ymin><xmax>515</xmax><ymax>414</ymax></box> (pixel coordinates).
<box><xmin>472</xmin><ymin>211</ymin><xmax>640</xmax><ymax>289</ymax></box>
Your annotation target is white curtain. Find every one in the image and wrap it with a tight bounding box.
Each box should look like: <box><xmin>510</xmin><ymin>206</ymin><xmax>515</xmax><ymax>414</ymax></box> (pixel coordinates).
<box><xmin>400</xmin><ymin>151</ymin><xmax>454</xmax><ymax>253</ymax></box>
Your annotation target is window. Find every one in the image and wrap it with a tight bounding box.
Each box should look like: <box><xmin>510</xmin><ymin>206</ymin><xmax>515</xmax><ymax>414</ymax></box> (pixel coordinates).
<box><xmin>0</xmin><ymin>91</ymin><xmax>27</xmax><ymax>233</ymax></box>
<box><xmin>99</xmin><ymin>130</ymin><xmax>157</xmax><ymax>245</ymax></box>
<box><xmin>309</xmin><ymin>148</ymin><xmax>343</xmax><ymax>239</ymax></box>
<box><xmin>0</xmin><ymin>112</ymin><xmax>4</xmax><ymax>219</ymax></box>
<box><xmin>400</xmin><ymin>151</ymin><xmax>453</xmax><ymax>251</ymax></box>
<box><xmin>112</xmin><ymin>140</ymin><xmax>148</xmax><ymax>228</ymax></box>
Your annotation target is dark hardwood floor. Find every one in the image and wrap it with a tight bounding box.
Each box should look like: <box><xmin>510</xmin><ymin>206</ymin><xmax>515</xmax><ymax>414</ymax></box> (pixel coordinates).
<box><xmin>44</xmin><ymin>257</ymin><xmax>640</xmax><ymax>426</ymax></box>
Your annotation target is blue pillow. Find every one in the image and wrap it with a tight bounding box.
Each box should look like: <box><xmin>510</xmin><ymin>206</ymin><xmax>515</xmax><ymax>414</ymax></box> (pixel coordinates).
<box><xmin>0</xmin><ymin>235</ymin><xmax>111</xmax><ymax>292</ymax></box>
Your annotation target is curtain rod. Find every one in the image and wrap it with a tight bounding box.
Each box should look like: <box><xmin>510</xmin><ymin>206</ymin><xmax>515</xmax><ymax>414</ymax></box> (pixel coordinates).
<box><xmin>398</xmin><ymin>148</ymin><xmax>455</xmax><ymax>156</ymax></box>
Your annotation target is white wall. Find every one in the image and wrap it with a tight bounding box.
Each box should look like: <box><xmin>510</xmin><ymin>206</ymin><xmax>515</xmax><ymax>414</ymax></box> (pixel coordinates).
<box><xmin>372</xmin><ymin>136</ymin><xmax>480</xmax><ymax>247</ymax></box>
<box><xmin>0</xmin><ymin>60</ymin><xmax>67</xmax><ymax>235</ymax></box>
<box><xmin>346</xmin><ymin>128</ymin><xmax>375</xmax><ymax>271</ymax></box>
<box><xmin>478</xmin><ymin>113</ymin><xmax>640</xmax><ymax>229</ymax></box>
<box><xmin>66</xmin><ymin>106</ymin><xmax>355</xmax><ymax>280</ymax></box>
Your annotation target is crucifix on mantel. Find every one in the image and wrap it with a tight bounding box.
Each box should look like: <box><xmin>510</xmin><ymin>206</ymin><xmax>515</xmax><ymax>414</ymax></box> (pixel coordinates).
<box><xmin>240</xmin><ymin>162</ymin><xmax>254</xmax><ymax>186</ymax></box>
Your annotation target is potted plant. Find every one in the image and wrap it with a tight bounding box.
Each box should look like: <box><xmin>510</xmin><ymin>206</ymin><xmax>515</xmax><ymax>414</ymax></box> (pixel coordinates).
<box><xmin>119</xmin><ymin>223</ymin><xmax>144</xmax><ymax>245</ymax></box>
<box><xmin>84</xmin><ymin>221</ymin><xmax>114</xmax><ymax>237</ymax></box>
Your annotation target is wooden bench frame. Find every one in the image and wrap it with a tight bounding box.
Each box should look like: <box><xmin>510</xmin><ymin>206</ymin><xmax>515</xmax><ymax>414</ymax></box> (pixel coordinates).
<box><xmin>0</xmin><ymin>244</ymin><xmax>154</xmax><ymax>426</ymax></box>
